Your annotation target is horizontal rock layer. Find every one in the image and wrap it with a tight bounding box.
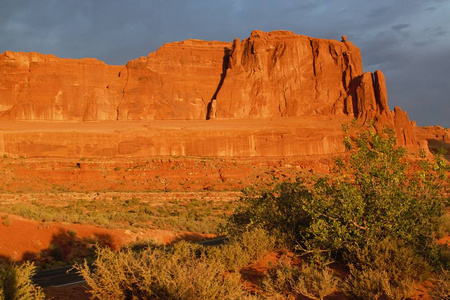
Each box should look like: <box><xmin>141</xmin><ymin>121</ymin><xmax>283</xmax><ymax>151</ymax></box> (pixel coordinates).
<box><xmin>0</xmin><ymin>117</ymin><xmax>349</xmax><ymax>158</ymax></box>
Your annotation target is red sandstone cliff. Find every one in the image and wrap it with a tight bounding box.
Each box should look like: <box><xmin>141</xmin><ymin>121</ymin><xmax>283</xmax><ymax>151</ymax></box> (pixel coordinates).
<box><xmin>0</xmin><ymin>51</ymin><xmax>123</xmax><ymax>120</ymax></box>
<box><xmin>0</xmin><ymin>30</ymin><xmax>421</xmax><ymax>151</ymax></box>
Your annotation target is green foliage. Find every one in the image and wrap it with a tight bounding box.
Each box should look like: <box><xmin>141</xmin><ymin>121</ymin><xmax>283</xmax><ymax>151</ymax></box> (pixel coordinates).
<box><xmin>226</xmin><ymin>182</ymin><xmax>314</xmax><ymax>246</ymax></box>
<box><xmin>0</xmin><ymin>197</ymin><xmax>233</xmax><ymax>234</ymax></box>
<box><xmin>227</xmin><ymin>129</ymin><xmax>448</xmax><ymax>265</ymax></box>
<box><xmin>0</xmin><ymin>262</ymin><xmax>45</xmax><ymax>300</ymax></box>
<box><xmin>309</xmin><ymin>129</ymin><xmax>446</xmax><ymax>260</ymax></box>
<box><xmin>227</xmin><ymin>128</ymin><xmax>449</xmax><ymax>296</ymax></box>
<box><xmin>77</xmin><ymin>241</ymin><xmax>258</xmax><ymax>300</ymax></box>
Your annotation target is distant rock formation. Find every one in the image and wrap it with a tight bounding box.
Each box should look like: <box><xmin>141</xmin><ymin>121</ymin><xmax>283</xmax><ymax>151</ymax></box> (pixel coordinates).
<box><xmin>0</xmin><ymin>30</ymin><xmax>420</xmax><ymax>149</ymax></box>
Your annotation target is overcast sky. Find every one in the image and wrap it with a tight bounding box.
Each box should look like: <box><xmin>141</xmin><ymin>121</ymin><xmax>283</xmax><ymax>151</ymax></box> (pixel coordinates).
<box><xmin>0</xmin><ymin>0</ymin><xmax>449</xmax><ymax>127</ymax></box>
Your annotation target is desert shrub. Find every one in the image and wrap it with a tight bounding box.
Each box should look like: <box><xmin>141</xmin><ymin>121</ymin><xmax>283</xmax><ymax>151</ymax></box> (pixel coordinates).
<box><xmin>239</xmin><ymin>227</ymin><xmax>276</xmax><ymax>260</ymax></box>
<box><xmin>342</xmin><ymin>238</ymin><xmax>428</xmax><ymax>299</ymax></box>
<box><xmin>207</xmin><ymin>228</ymin><xmax>276</xmax><ymax>272</ymax></box>
<box><xmin>0</xmin><ymin>197</ymin><xmax>231</xmax><ymax>234</ymax></box>
<box><xmin>1</xmin><ymin>214</ymin><xmax>10</xmax><ymax>227</ymax></box>
<box><xmin>262</xmin><ymin>255</ymin><xmax>338</xmax><ymax>300</ymax></box>
<box><xmin>343</xmin><ymin>266</ymin><xmax>415</xmax><ymax>300</ymax></box>
<box><xmin>227</xmin><ymin>129</ymin><xmax>449</xmax><ymax>266</ymax></box>
<box><xmin>429</xmin><ymin>270</ymin><xmax>450</xmax><ymax>299</ymax></box>
<box><xmin>77</xmin><ymin>241</ymin><xmax>256</xmax><ymax>299</ymax></box>
<box><xmin>227</xmin><ymin>182</ymin><xmax>314</xmax><ymax>246</ymax></box>
<box><xmin>436</xmin><ymin>213</ymin><xmax>450</xmax><ymax>239</ymax></box>
<box><xmin>226</xmin><ymin>128</ymin><xmax>449</xmax><ymax>297</ymax></box>
<box><xmin>207</xmin><ymin>240</ymin><xmax>249</xmax><ymax>272</ymax></box>
<box><xmin>0</xmin><ymin>262</ymin><xmax>45</xmax><ymax>300</ymax></box>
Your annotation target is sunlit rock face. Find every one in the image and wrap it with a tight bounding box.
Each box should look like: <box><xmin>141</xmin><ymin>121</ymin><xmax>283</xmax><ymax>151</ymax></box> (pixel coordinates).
<box><xmin>0</xmin><ymin>51</ymin><xmax>123</xmax><ymax>121</ymax></box>
<box><xmin>0</xmin><ymin>30</ymin><xmax>421</xmax><ymax>157</ymax></box>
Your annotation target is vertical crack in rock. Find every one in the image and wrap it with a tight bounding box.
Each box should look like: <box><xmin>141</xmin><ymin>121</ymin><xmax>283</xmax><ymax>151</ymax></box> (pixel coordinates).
<box><xmin>14</xmin><ymin>56</ymin><xmax>32</xmax><ymax>120</ymax></box>
<box><xmin>309</xmin><ymin>39</ymin><xmax>316</xmax><ymax>77</ymax></box>
<box><xmin>309</xmin><ymin>39</ymin><xmax>320</xmax><ymax>102</ymax></box>
<box><xmin>371</xmin><ymin>72</ymin><xmax>380</xmax><ymax>115</ymax></box>
<box><xmin>402</xmin><ymin>129</ymin><xmax>407</xmax><ymax>145</ymax></box>
<box><xmin>206</xmin><ymin>47</ymin><xmax>231</xmax><ymax>120</ymax></box>
<box><xmin>328</xmin><ymin>44</ymin><xmax>339</xmax><ymax>66</ymax></box>
<box><xmin>280</xmin><ymin>88</ymin><xmax>288</xmax><ymax>116</ymax></box>
<box><xmin>116</xmin><ymin>64</ymin><xmax>129</xmax><ymax>120</ymax></box>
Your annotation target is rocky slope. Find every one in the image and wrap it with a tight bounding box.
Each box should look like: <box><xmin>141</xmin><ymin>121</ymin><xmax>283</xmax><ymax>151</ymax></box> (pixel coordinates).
<box><xmin>0</xmin><ymin>30</ymin><xmax>425</xmax><ymax>157</ymax></box>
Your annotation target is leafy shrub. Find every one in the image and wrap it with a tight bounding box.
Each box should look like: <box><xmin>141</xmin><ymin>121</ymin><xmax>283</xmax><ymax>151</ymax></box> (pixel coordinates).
<box><xmin>0</xmin><ymin>262</ymin><xmax>45</xmax><ymax>300</ymax></box>
<box><xmin>262</xmin><ymin>255</ymin><xmax>338</xmax><ymax>300</ymax></box>
<box><xmin>227</xmin><ymin>128</ymin><xmax>449</xmax><ymax>297</ymax></box>
<box><xmin>227</xmin><ymin>182</ymin><xmax>314</xmax><ymax>246</ymax></box>
<box><xmin>227</xmin><ymin>129</ymin><xmax>448</xmax><ymax>266</ymax></box>
<box><xmin>77</xmin><ymin>241</ymin><xmax>257</xmax><ymax>299</ymax></box>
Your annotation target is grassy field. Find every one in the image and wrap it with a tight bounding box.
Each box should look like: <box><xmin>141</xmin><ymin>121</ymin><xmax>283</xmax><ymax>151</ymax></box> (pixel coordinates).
<box><xmin>0</xmin><ymin>192</ymin><xmax>241</xmax><ymax>234</ymax></box>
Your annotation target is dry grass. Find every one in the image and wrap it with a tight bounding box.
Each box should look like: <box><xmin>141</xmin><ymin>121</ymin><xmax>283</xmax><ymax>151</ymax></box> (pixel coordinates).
<box><xmin>0</xmin><ymin>262</ymin><xmax>45</xmax><ymax>300</ymax></box>
<box><xmin>77</xmin><ymin>241</ymin><xmax>260</xmax><ymax>300</ymax></box>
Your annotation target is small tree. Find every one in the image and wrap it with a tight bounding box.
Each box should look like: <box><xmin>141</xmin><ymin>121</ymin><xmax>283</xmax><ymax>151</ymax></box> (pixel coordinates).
<box><xmin>227</xmin><ymin>127</ymin><xmax>449</xmax><ymax>264</ymax></box>
<box><xmin>228</xmin><ymin>126</ymin><xmax>449</xmax><ymax>297</ymax></box>
<box><xmin>306</xmin><ymin>128</ymin><xmax>447</xmax><ymax>261</ymax></box>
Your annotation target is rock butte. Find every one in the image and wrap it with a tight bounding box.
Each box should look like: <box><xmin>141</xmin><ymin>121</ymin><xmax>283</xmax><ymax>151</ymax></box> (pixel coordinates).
<box><xmin>0</xmin><ymin>30</ymin><xmax>436</xmax><ymax>158</ymax></box>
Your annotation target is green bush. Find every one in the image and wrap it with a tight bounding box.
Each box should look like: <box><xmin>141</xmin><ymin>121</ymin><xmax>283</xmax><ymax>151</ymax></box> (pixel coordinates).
<box><xmin>227</xmin><ymin>128</ymin><xmax>449</xmax><ymax>296</ymax></box>
<box><xmin>227</xmin><ymin>129</ymin><xmax>448</xmax><ymax>265</ymax></box>
<box><xmin>227</xmin><ymin>182</ymin><xmax>314</xmax><ymax>246</ymax></box>
<box><xmin>0</xmin><ymin>262</ymin><xmax>45</xmax><ymax>300</ymax></box>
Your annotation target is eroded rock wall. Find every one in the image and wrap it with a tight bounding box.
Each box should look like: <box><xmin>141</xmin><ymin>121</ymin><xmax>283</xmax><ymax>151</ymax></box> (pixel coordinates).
<box><xmin>215</xmin><ymin>30</ymin><xmax>363</xmax><ymax>118</ymax></box>
<box><xmin>0</xmin><ymin>30</ymin><xmax>421</xmax><ymax>151</ymax></box>
<box><xmin>0</xmin><ymin>51</ymin><xmax>123</xmax><ymax>120</ymax></box>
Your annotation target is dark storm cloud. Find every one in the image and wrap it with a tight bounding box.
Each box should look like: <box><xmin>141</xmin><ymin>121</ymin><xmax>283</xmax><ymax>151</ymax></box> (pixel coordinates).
<box><xmin>391</xmin><ymin>23</ymin><xmax>411</xmax><ymax>31</ymax></box>
<box><xmin>0</xmin><ymin>0</ymin><xmax>448</xmax><ymax>127</ymax></box>
<box><xmin>366</xmin><ymin>6</ymin><xmax>391</xmax><ymax>18</ymax></box>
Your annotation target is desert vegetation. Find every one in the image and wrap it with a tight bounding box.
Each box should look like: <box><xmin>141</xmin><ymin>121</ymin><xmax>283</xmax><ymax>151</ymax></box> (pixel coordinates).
<box><xmin>0</xmin><ymin>196</ymin><xmax>234</xmax><ymax>234</ymax></box>
<box><xmin>0</xmin><ymin>262</ymin><xmax>44</xmax><ymax>300</ymax></box>
<box><xmin>77</xmin><ymin>228</ymin><xmax>275</xmax><ymax>299</ymax></box>
<box><xmin>1</xmin><ymin>127</ymin><xmax>449</xmax><ymax>299</ymax></box>
<box><xmin>225</xmin><ymin>128</ymin><xmax>450</xmax><ymax>299</ymax></box>
<box><xmin>70</xmin><ymin>128</ymin><xmax>449</xmax><ymax>299</ymax></box>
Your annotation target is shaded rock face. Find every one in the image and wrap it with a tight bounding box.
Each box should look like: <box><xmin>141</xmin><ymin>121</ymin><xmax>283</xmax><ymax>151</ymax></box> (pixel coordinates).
<box><xmin>0</xmin><ymin>30</ymin><xmax>419</xmax><ymax>148</ymax></box>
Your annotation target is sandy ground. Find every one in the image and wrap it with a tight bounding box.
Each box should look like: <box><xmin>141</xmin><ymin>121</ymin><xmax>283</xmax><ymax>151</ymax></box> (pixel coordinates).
<box><xmin>0</xmin><ymin>214</ymin><xmax>215</xmax><ymax>262</ymax></box>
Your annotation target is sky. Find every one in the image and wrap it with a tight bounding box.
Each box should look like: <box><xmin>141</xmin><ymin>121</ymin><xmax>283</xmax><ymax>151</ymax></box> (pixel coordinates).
<box><xmin>0</xmin><ymin>0</ymin><xmax>449</xmax><ymax>127</ymax></box>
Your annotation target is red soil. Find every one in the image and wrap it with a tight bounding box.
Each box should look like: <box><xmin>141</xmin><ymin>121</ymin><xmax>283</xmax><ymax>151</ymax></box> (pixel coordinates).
<box><xmin>0</xmin><ymin>214</ymin><xmax>213</xmax><ymax>262</ymax></box>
